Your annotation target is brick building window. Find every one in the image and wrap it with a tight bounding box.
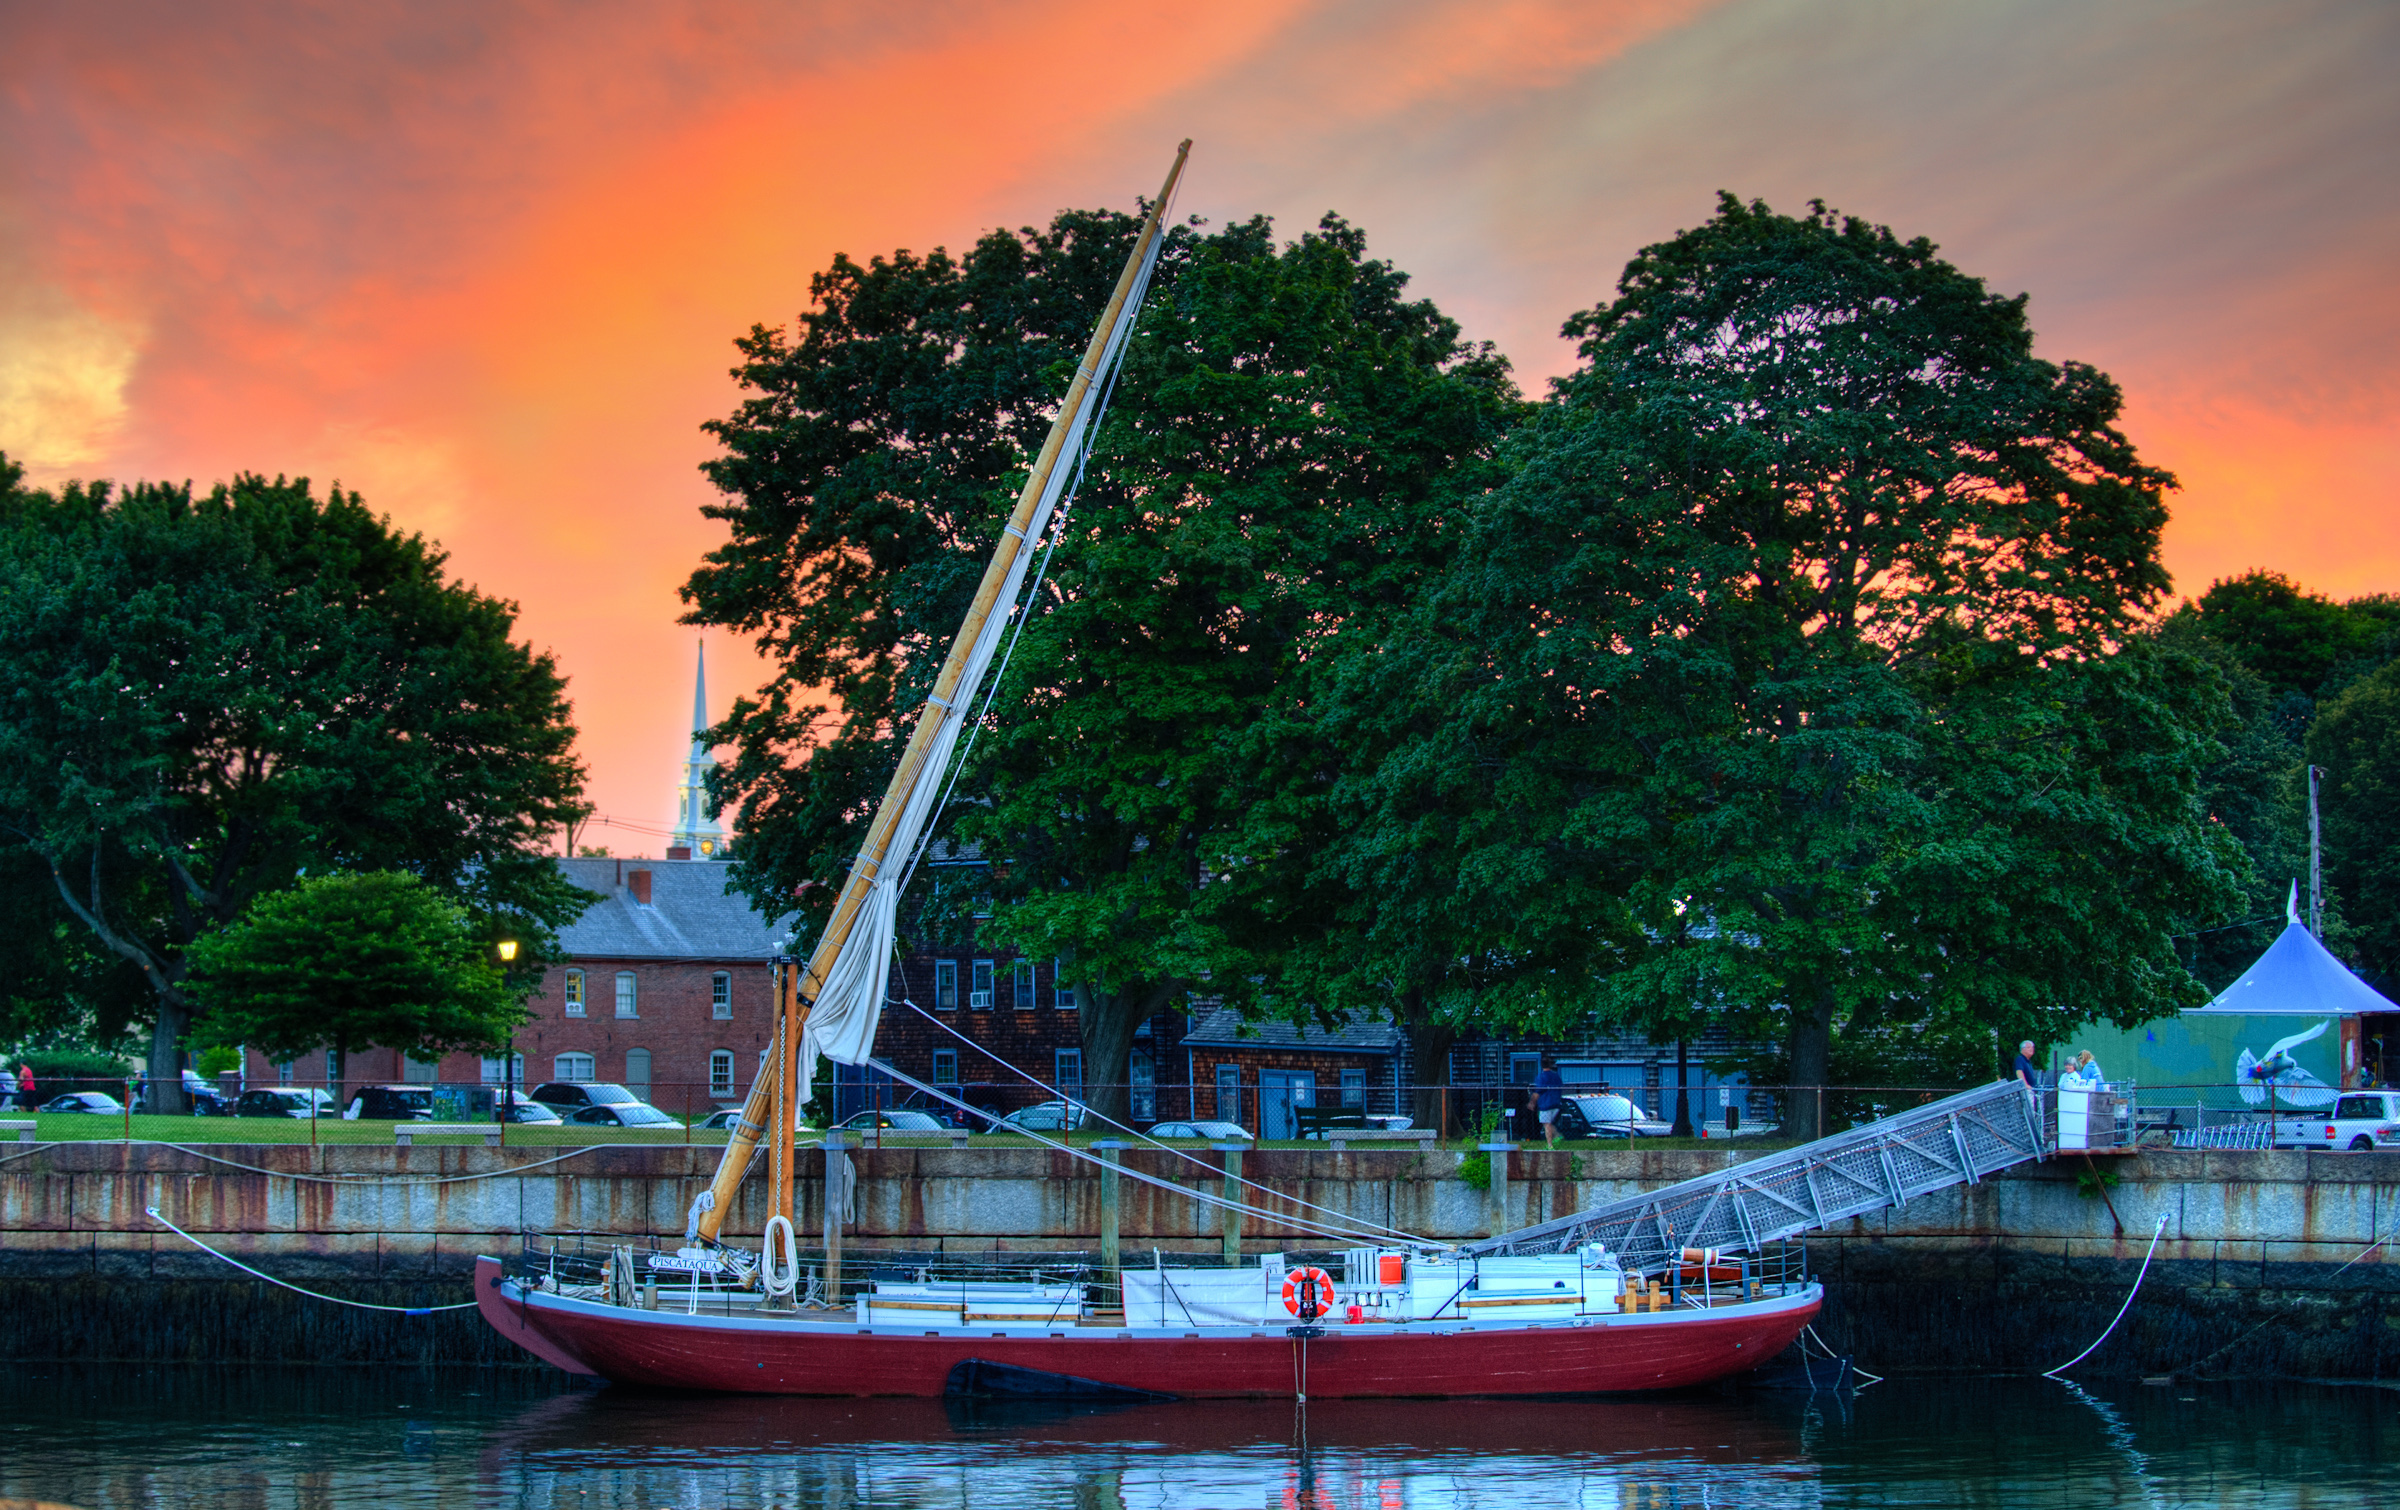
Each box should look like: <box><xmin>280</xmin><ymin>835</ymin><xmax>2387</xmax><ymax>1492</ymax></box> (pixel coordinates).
<box><xmin>481</xmin><ymin>1053</ymin><xmax>524</xmax><ymax>1086</ymax></box>
<box><xmin>970</xmin><ymin>959</ymin><xmax>993</xmax><ymax>1010</ymax></box>
<box><xmin>615</xmin><ymin>972</ymin><xmax>638</xmax><ymax>1018</ymax></box>
<box><xmin>625</xmin><ymin>1048</ymin><xmax>651</xmax><ymax>1102</ymax></box>
<box><xmin>710</xmin><ymin>1050</ymin><xmax>734</xmax><ymax>1098</ymax></box>
<box><xmin>275</xmin><ymin>1060</ymin><xmax>295</xmax><ymax>1082</ymax></box>
<box><xmin>554</xmin><ymin>1053</ymin><xmax>594</xmax><ymax>1083</ymax></box>
<box><xmin>934</xmin><ymin>960</ymin><xmax>958</xmax><ymax>1010</ymax></box>
<box><xmin>932</xmin><ymin>1049</ymin><xmax>958</xmax><ymax>1087</ymax></box>
<box><xmin>1215</xmin><ymin>1064</ymin><xmax>1242</xmax><ymax>1126</ymax></box>
<box><xmin>1012</xmin><ymin>959</ymin><xmax>1034</xmax><ymax>1007</ymax></box>
<box><xmin>563</xmin><ymin>969</ymin><xmax>586</xmax><ymax>1017</ymax></box>
<box><xmin>711</xmin><ymin>972</ymin><xmax>732</xmax><ymax>1019</ymax></box>
<box><xmin>1055</xmin><ymin>1048</ymin><xmax>1083</xmax><ymax>1093</ymax></box>
<box><xmin>325</xmin><ymin>1049</ymin><xmax>340</xmax><ymax>1085</ymax></box>
<box><xmin>1054</xmin><ymin>960</ymin><xmax>1077</xmax><ymax>1010</ymax></box>
<box><xmin>1341</xmin><ymin>1067</ymin><xmax>1367</xmax><ymax>1107</ymax></box>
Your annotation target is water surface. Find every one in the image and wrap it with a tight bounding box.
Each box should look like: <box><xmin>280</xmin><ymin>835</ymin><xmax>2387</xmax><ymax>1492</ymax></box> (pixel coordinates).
<box><xmin>0</xmin><ymin>1365</ymin><xmax>2389</xmax><ymax>1508</ymax></box>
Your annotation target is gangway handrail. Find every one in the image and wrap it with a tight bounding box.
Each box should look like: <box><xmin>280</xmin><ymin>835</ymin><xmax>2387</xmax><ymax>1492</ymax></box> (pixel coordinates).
<box><xmin>1465</xmin><ymin>1079</ymin><xmax>2051</xmax><ymax>1271</ymax></box>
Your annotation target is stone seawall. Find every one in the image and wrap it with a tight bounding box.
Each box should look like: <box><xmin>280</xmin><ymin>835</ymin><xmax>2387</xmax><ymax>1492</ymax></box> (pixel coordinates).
<box><xmin>2</xmin><ymin>1142</ymin><xmax>2394</xmax><ymax>1378</ymax></box>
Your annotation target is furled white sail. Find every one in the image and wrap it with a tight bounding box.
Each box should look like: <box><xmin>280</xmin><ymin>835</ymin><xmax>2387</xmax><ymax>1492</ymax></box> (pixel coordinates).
<box><xmin>792</xmin><ymin>222</ymin><xmax>1168</xmax><ymax>1103</ymax></box>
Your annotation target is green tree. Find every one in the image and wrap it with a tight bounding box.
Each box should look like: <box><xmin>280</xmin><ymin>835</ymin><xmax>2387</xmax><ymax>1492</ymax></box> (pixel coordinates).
<box><xmin>2308</xmin><ymin>660</ymin><xmax>2400</xmax><ymax>988</ymax></box>
<box><xmin>685</xmin><ymin>207</ymin><xmax>1519</xmax><ymax>1124</ymax></box>
<box><xmin>0</xmin><ymin>461</ymin><xmax>591</xmax><ymax>1110</ymax></box>
<box><xmin>186</xmin><ymin>871</ymin><xmax>527</xmax><ymax>1083</ymax></box>
<box><xmin>957</xmin><ymin>215</ymin><xmax>1520</xmax><ymax>1123</ymax></box>
<box><xmin>1373</xmin><ymin>195</ymin><xmax>2242</xmax><ymax>1136</ymax></box>
<box><xmin>2185</xmin><ymin>570</ymin><xmax>2400</xmax><ymax>708</ymax></box>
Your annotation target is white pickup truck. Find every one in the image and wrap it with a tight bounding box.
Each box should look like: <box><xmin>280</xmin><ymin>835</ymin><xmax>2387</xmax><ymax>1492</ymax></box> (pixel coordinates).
<box><xmin>2272</xmin><ymin>1091</ymin><xmax>2400</xmax><ymax>1151</ymax></box>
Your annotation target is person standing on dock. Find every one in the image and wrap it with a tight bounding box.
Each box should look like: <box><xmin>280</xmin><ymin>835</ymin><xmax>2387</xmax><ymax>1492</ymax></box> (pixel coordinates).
<box><xmin>2012</xmin><ymin>1041</ymin><xmax>2041</xmax><ymax>1090</ymax></box>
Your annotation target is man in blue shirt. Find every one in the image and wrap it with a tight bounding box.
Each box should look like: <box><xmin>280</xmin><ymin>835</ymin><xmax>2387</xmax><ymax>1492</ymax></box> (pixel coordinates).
<box><xmin>2013</xmin><ymin>1041</ymin><xmax>2042</xmax><ymax>1090</ymax></box>
<box><xmin>1533</xmin><ymin>1063</ymin><xmax>1565</xmax><ymax>1148</ymax></box>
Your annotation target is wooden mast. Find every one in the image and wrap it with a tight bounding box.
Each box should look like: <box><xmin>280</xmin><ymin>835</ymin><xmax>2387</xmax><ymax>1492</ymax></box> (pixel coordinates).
<box><xmin>694</xmin><ymin>140</ymin><xmax>1192</xmax><ymax>1244</ymax></box>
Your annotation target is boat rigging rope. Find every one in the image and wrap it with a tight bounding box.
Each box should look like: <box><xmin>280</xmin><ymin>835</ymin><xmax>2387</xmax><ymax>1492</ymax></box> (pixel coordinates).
<box><xmin>127</xmin><ymin>1138</ymin><xmax>689</xmax><ymax>1186</ymax></box>
<box><xmin>145</xmin><ymin>1206</ymin><xmax>477</xmax><ymax>1314</ymax></box>
<box><xmin>896</xmin><ymin>997</ymin><xmax>1426</xmax><ymax>1244</ymax></box>
<box><xmin>2172</xmin><ymin>1219</ymin><xmax>2394</xmax><ymax>1379</ymax></box>
<box><xmin>863</xmin><ymin>1053</ymin><xmax>1407</xmax><ymax>1247</ymax></box>
<box><xmin>2043</xmin><ymin>1214</ymin><xmax>2170</xmax><ymax>1378</ymax></box>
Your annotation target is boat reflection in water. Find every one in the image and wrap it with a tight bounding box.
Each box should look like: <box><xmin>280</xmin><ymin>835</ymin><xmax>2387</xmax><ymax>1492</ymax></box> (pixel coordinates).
<box><xmin>476</xmin><ymin>1389</ymin><xmax>1826</xmax><ymax>1509</ymax></box>
<box><xmin>7</xmin><ymin>1365</ymin><xmax>2399</xmax><ymax>1508</ymax></box>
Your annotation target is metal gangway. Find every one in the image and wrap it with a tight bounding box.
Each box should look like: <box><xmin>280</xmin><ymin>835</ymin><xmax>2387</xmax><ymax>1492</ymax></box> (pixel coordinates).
<box><xmin>1465</xmin><ymin>1079</ymin><xmax>2052</xmax><ymax>1272</ymax></box>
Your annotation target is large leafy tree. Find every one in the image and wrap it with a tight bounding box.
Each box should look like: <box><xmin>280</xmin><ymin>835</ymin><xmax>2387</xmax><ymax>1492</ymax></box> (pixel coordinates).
<box><xmin>685</xmin><ymin>207</ymin><xmax>1519</xmax><ymax>1124</ymax></box>
<box><xmin>186</xmin><ymin>871</ymin><xmax>529</xmax><ymax>1084</ymax></box>
<box><xmin>1369</xmin><ymin>195</ymin><xmax>2242</xmax><ymax>1136</ymax></box>
<box><xmin>0</xmin><ymin>461</ymin><xmax>591</xmax><ymax>1110</ymax></box>
<box><xmin>2308</xmin><ymin>661</ymin><xmax>2400</xmax><ymax>989</ymax></box>
<box><xmin>956</xmin><ymin>216</ymin><xmax>1520</xmax><ymax>1123</ymax></box>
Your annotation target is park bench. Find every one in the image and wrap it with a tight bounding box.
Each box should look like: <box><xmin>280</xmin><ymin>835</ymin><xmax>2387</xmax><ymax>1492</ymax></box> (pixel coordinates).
<box><xmin>0</xmin><ymin>1119</ymin><xmax>33</xmax><ymax>1144</ymax></box>
<box><xmin>1325</xmin><ymin>1127</ymin><xmax>1439</xmax><ymax>1152</ymax></box>
<box><xmin>1293</xmin><ymin>1105</ymin><xmax>1439</xmax><ymax>1151</ymax></box>
<box><xmin>394</xmin><ymin>1122</ymin><xmax>503</xmax><ymax>1147</ymax></box>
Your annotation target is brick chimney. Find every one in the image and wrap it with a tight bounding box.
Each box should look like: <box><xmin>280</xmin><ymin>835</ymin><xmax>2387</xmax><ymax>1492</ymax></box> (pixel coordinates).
<box><xmin>665</xmin><ymin>845</ymin><xmax>692</xmax><ymax>861</ymax></box>
<box><xmin>627</xmin><ymin>868</ymin><xmax>653</xmax><ymax>906</ymax></box>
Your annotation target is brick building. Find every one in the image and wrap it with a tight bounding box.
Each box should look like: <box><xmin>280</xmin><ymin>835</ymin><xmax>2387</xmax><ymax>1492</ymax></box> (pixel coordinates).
<box><xmin>242</xmin><ymin>855</ymin><xmax>792</xmax><ymax>1112</ymax></box>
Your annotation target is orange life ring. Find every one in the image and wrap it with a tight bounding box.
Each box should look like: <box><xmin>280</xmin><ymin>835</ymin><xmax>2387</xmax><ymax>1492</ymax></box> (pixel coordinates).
<box><xmin>1281</xmin><ymin>1266</ymin><xmax>1337</xmax><ymax>1321</ymax></box>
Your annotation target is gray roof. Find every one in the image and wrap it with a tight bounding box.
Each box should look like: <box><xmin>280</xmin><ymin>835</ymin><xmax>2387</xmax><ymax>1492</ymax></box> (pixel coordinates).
<box><xmin>1181</xmin><ymin>1003</ymin><xmax>1402</xmax><ymax>1055</ymax></box>
<box><xmin>554</xmin><ymin>857</ymin><xmax>794</xmax><ymax>962</ymax></box>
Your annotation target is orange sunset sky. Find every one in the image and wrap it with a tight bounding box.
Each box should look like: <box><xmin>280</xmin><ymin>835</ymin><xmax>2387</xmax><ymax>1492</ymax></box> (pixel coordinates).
<box><xmin>4</xmin><ymin>0</ymin><xmax>2395</xmax><ymax>847</ymax></box>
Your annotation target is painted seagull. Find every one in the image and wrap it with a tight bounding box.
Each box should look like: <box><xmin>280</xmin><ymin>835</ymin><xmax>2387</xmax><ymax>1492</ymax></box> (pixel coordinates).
<box><xmin>2236</xmin><ymin>1018</ymin><xmax>2339</xmax><ymax>1107</ymax></box>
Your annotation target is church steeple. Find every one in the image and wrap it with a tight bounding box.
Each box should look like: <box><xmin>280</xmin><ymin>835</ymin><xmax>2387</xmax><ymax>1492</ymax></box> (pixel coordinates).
<box><xmin>669</xmin><ymin>641</ymin><xmax>723</xmax><ymax>859</ymax></box>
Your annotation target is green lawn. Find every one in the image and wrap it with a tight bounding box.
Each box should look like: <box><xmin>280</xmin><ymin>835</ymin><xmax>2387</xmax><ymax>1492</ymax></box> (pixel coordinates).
<box><xmin>11</xmin><ymin>1112</ymin><xmax>1800</xmax><ymax>1156</ymax></box>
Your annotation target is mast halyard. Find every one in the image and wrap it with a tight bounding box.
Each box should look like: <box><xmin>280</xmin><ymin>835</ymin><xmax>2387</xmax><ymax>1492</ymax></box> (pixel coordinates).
<box><xmin>691</xmin><ymin>140</ymin><xmax>1193</xmax><ymax>1245</ymax></box>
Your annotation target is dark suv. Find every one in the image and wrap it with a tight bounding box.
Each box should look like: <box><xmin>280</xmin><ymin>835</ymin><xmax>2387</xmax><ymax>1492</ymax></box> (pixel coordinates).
<box><xmin>529</xmin><ymin>1082</ymin><xmax>642</xmax><ymax>1113</ymax></box>
<box><xmin>342</xmin><ymin>1085</ymin><xmax>434</xmax><ymax>1120</ymax></box>
<box><xmin>235</xmin><ymin>1087</ymin><xmax>337</xmax><ymax>1119</ymax></box>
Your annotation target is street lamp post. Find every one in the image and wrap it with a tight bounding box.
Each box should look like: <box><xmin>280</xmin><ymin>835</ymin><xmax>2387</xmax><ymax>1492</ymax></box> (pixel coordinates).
<box><xmin>497</xmin><ymin>940</ymin><xmax>520</xmax><ymax>1129</ymax></box>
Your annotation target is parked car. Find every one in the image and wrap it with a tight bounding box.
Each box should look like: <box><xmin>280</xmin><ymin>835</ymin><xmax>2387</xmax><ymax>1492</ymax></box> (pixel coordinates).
<box><xmin>530</xmin><ymin>1082</ymin><xmax>644</xmax><ymax>1113</ymax></box>
<box><xmin>835</xmin><ymin>1109</ymin><xmax>949</xmax><ymax>1133</ymax></box>
<box><xmin>2280</xmin><ymin>1091</ymin><xmax>2400</xmax><ymax>1151</ymax></box>
<box><xmin>1147</xmin><ymin>1120</ymin><xmax>1251</xmax><ymax>1141</ymax></box>
<box><xmin>696</xmin><ymin>1108</ymin><xmax>821</xmax><ymax>1132</ymax></box>
<box><xmin>342</xmin><ymin>1086</ymin><xmax>434</xmax><ymax>1121</ymax></box>
<box><xmin>1552</xmin><ymin>1093</ymin><xmax>1673</xmax><ymax>1140</ymax></box>
<box><xmin>235</xmin><ymin>1087</ymin><xmax>337</xmax><ymax>1119</ymax></box>
<box><xmin>180</xmin><ymin>1071</ymin><xmax>232</xmax><ymax>1116</ymax></box>
<box><xmin>480</xmin><ymin>1091</ymin><xmax>562</xmax><ymax>1125</ymax></box>
<box><xmin>568</xmin><ymin>1103</ymin><xmax>679</xmax><ymax>1129</ymax></box>
<box><xmin>40</xmin><ymin>1091</ymin><xmax>125</xmax><ymax>1114</ymax></box>
<box><xmin>995</xmin><ymin>1100</ymin><xmax>1088</xmax><ymax>1134</ymax></box>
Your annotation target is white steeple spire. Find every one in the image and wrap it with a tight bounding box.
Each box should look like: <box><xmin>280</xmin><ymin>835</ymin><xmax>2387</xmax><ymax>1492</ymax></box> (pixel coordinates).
<box><xmin>670</xmin><ymin>640</ymin><xmax>723</xmax><ymax>858</ymax></box>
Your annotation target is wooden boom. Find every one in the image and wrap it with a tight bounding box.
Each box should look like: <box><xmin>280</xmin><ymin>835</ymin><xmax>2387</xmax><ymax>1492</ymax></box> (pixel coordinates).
<box><xmin>694</xmin><ymin>140</ymin><xmax>1192</xmax><ymax>1243</ymax></box>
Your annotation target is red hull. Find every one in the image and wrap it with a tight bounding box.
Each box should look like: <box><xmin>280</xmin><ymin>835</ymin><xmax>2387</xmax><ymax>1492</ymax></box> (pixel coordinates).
<box><xmin>474</xmin><ymin>1258</ymin><xmax>1819</xmax><ymax>1398</ymax></box>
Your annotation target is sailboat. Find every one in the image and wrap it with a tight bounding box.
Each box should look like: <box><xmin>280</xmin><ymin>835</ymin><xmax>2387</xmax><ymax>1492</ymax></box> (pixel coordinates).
<box><xmin>474</xmin><ymin>143</ymin><xmax>1823</xmax><ymax>1397</ymax></box>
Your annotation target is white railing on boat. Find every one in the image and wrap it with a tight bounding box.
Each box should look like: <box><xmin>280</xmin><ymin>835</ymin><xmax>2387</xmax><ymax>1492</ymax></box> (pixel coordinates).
<box><xmin>1466</xmin><ymin>1079</ymin><xmax>2050</xmax><ymax>1272</ymax></box>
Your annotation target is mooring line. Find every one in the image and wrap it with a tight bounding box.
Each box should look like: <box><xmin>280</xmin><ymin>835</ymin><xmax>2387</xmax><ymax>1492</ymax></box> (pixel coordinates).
<box><xmin>146</xmin><ymin>1206</ymin><xmax>477</xmax><ymax>1313</ymax></box>
<box><xmin>2174</xmin><ymin>1221</ymin><xmax>2394</xmax><ymax>1380</ymax></box>
<box><xmin>140</xmin><ymin>1138</ymin><xmax>677</xmax><ymax>1186</ymax></box>
<box><xmin>2043</xmin><ymin>1214</ymin><xmax>2170</xmax><ymax>1378</ymax></box>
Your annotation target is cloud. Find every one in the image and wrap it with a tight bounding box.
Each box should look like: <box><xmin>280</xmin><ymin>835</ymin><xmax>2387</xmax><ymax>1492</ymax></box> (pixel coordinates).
<box><xmin>0</xmin><ymin>280</ymin><xmax>144</xmax><ymax>479</ymax></box>
<box><xmin>2</xmin><ymin>0</ymin><xmax>2391</xmax><ymax>827</ymax></box>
